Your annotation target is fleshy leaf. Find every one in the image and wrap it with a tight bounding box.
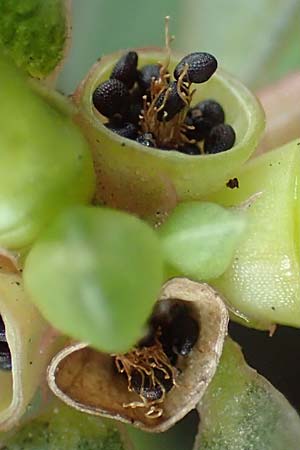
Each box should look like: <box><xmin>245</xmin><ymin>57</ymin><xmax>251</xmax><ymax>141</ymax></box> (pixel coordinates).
<box><xmin>0</xmin><ymin>402</ymin><xmax>133</xmax><ymax>450</ymax></box>
<box><xmin>24</xmin><ymin>206</ymin><xmax>164</xmax><ymax>353</ymax></box>
<box><xmin>196</xmin><ymin>338</ymin><xmax>300</xmax><ymax>450</ymax></box>
<box><xmin>208</xmin><ymin>140</ymin><xmax>300</xmax><ymax>328</ymax></box>
<box><xmin>158</xmin><ymin>202</ymin><xmax>247</xmax><ymax>281</ymax></box>
<box><xmin>0</xmin><ymin>56</ymin><xmax>95</xmax><ymax>250</ymax></box>
<box><xmin>0</xmin><ymin>0</ymin><xmax>70</xmax><ymax>80</ymax></box>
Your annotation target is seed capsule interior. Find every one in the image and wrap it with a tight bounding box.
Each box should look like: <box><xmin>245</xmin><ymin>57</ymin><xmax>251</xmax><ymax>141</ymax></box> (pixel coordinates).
<box><xmin>92</xmin><ymin>48</ymin><xmax>236</xmax><ymax>155</ymax></box>
<box><xmin>114</xmin><ymin>300</ymin><xmax>199</xmax><ymax>418</ymax></box>
<box><xmin>0</xmin><ymin>315</ymin><xmax>11</xmax><ymax>371</ymax></box>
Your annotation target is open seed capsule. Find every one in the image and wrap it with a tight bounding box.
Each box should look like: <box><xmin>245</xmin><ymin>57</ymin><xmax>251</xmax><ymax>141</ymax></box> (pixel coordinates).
<box><xmin>48</xmin><ymin>278</ymin><xmax>228</xmax><ymax>432</ymax></box>
<box><xmin>73</xmin><ymin>48</ymin><xmax>264</xmax><ymax>224</ymax></box>
<box><xmin>0</xmin><ymin>251</ymin><xmax>64</xmax><ymax>431</ymax></box>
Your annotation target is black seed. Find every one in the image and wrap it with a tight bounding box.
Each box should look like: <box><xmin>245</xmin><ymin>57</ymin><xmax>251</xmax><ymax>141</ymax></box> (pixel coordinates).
<box><xmin>174</xmin><ymin>52</ymin><xmax>217</xmax><ymax>84</ymax></box>
<box><xmin>178</xmin><ymin>144</ymin><xmax>200</xmax><ymax>156</ymax></box>
<box><xmin>204</xmin><ymin>123</ymin><xmax>236</xmax><ymax>154</ymax></box>
<box><xmin>138</xmin><ymin>64</ymin><xmax>162</xmax><ymax>92</ymax></box>
<box><xmin>93</xmin><ymin>79</ymin><xmax>130</xmax><ymax>119</ymax></box>
<box><xmin>226</xmin><ymin>177</ymin><xmax>239</xmax><ymax>189</ymax></box>
<box><xmin>171</xmin><ymin>312</ymin><xmax>199</xmax><ymax>356</ymax></box>
<box><xmin>131</xmin><ymin>370</ymin><xmax>163</xmax><ymax>401</ymax></box>
<box><xmin>105</xmin><ymin>121</ymin><xmax>138</xmax><ymax>139</ymax></box>
<box><xmin>159</xmin><ymin>327</ymin><xmax>178</xmax><ymax>366</ymax></box>
<box><xmin>0</xmin><ymin>341</ymin><xmax>11</xmax><ymax>371</ymax></box>
<box><xmin>0</xmin><ymin>316</ymin><xmax>6</xmax><ymax>343</ymax></box>
<box><xmin>197</xmin><ymin>99</ymin><xmax>225</xmax><ymax>126</ymax></box>
<box><xmin>156</xmin><ymin>81</ymin><xmax>185</xmax><ymax>122</ymax></box>
<box><xmin>110</xmin><ymin>51</ymin><xmax>138</xmax><ymax>89</ymax></box>
<box><xmin>136</xmin><ymin>133</ymin><xmax>156</xmax><ymax>147</ymax></box>
<box><xmin>184</xmin><ymin>115</ymin><xmax>212</xmax><ymax>141</ymax></box>
<box><xmin>155</xmin><ymin>367</ymin><xmax>174</xmax><ymax>393</ymax></box>
<box><xmin>138</xmin><ymin>324</ymin><xmax>156</xmax><ymax>347</ymax></box>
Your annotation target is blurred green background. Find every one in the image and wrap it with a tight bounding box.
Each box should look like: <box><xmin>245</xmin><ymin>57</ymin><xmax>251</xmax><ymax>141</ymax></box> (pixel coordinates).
<box><xmin>57</xmin><ymin>0</ymin><xmax>299</xmax><ymax>94</ymax></box>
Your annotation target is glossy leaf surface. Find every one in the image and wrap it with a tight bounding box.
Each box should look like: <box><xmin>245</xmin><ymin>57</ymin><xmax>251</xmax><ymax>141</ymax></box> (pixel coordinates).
<box><xmin>24</xmin><ymin>206</ymin><xmax>164</xmax><ymax>353</ymax></box>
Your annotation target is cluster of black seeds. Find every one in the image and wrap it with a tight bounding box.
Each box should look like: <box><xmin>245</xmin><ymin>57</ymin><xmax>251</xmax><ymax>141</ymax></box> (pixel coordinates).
<box><xmin>114</xmin><ymin>302</ymin><xmax>199</xmax><ymax>418</ymax></box>
<box><xmin>93</xmin><ymin>50</ymin><xmax>236</xmax><ymax>155</ymax></box>
<box><xmin>0</xmin><ymin>315</ymin><xmax>12</xmax><ymax>371</ymax></box>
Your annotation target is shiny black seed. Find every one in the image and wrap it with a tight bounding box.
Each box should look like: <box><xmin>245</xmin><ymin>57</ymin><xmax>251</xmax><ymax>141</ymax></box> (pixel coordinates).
<box><xmin>0</xmin><ymin>341</ymin><xmax>11</xmax><ymax>371</ymax></box>
<box><xmin>178</xmin><ymin>144</ymin><xmax>200</xmax><ymax>155</ymax></box>
<box><xmin>197</xmin><ymin>99</ymin><xmax>225</xmax><ymax>126</ymax></box>
<box><xmin>204</xmin><ymin>123</ymin><xmax>236</xmax><ymax>154</ymax></box>
<box><xmin>184</xmin><ymin>115</ymin><xmax>212</xmax><ymax>141</ymax></box>
<box><xmin>136</xmin><ymin>133</ymin><xmax>156</xmax><ymax>147</ymax></box>
<box><xmin>138</xmin><ymin>64</ymin><xmax>162</xmax><ymax>92</ymax></box>
<box><xmin>156</xmin><ymin>81</ymin><xmax>185</xmax><ymax>122</ymax></box>
<box><xmin>93</xmin><ymin>79</ymin><xmax>130</xmax><ymax>119</ymax></box>
<box><xmin>170</xmin><ymin>311</ymin><xmax>199</xmax><ymax>356</ymax></box>
<box><xmin>174</xmin><ymin>52</ymin><xmax>217</xmax><ymax>84</ymax></box>
<box><xmin>110</xmin><ymin>51</ymin><xmax>138</xmax><ymax>89</ymax></box>
<box><xmin>105</xmin><ymin>121</ymin><xmax>138</xmax><ymax>139</ymax></box>
<box><xmin>159</xmin><ymin>328</ymin><xmax>178</xmax><ymax>366</ymax></box>
<box><xmin>0</xmin><ymin>316</ymin><xmax>6</xmax><ymax>343</ymax></box>
<box><xmin>131</xmin><ymin>370</ymin><xmax>163</xmax><ymax>401</ymax></box>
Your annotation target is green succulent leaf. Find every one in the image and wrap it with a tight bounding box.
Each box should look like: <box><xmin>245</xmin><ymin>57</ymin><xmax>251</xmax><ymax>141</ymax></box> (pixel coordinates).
<box><xmin>0</xmin><ymin>56</ymin><xmax>95</xmax><ymax>250</ymax></box>
<box><xmin>0</xmin><ymin>403</ymin><xmax>131</xmax><ymax>450</ymax></box>
<box><xmin>0</xmin><ymin>0</ymin><xmax>69</xmax><ymax>79</ymax></box>
<box><xmin>209</xmin><ymin>140</ymin><xmax>300</xmax><ymax>328</ymax></box>
<box><xmin>197</xmin><ymin>338</ymin><xmax>300</xmax><ymax>450</ymax></box>
<box><xmin>158</xmin><ymin>202</ymin><xmax>247</xmax><ymax>281</ymax></box>
<box><xmin>24</xmin><ymin>206</ymin><xmax>164</xmax><ymax>353</ymax></box>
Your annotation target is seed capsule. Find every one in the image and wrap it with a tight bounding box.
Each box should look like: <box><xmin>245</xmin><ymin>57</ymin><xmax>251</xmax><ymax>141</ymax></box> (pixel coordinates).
<box><xmin>156</xmin><ymin>82</ymin><xmax>185</xmax><ymax>122</ymax></box>
<box><xmin>92</xmin><ymin>79</ymin><xmax>130</xmax><ymax>119</ymax></box>
<box><xmin>0</xmin><ymin>341</ymin><xmax>12</xmax><ymax>371</ymax></box>
<box><xmin>204</xmin><ymin>123</ymin><xmax>236</xmax><ymax>154</ymax></box>
<box><xmin>110</xmin><ymin>51</ymin><xmax>138</xmax><ymax>89</ymax></box>
<box><xmin>0</xmin><ymin>315</ymin><xmax>6</xmax><ymax>342</ymax></box>
<box><xmin>138</xmin><ymin>64</ymin><xmax>162</xmax><ymax>92</ymax></box>
<box><xmin>105</xmin><ymin>121</ymin><xmax>138</xmax><ymax>139</ymax></box>
<box><xmin>174</xmin><ymin>52</ymin><xmax>217</xmax><ymax>84</ymax></box>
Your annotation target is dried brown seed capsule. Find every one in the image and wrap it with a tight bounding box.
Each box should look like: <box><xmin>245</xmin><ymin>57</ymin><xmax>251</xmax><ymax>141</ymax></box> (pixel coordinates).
<box><xmin>138</xmin><ymin>64</ymin><xmax>163</xmax><ymax>92</ymax></box>
<box><xmin>105</xmin><ymin>121</ymin><xmax>138</xmax><ymax>139</ymax></box>
<box><xmin>174</xmin><ymin>52</ymin><xmax>217</xmax><ymax>84</ymax></box>
<box><xmin>92</xmin><ymin>79</ymin><xmax>130</xmax><ymax>119</ymax></box>
<box><xmin>0</xmin><ymin>341</ymin><xmax>12</xmax><ymax>371</ymax></box>
<box><xmin>110</xmin><ymin>51</ymin><xmax>138</xmax><ymax>89</ymax></box>
<box><xmin>156</xmin><ymin>81</ymin><xmax>186</xmax><ymax>122</ymax></box>
<box><xmin>204</xmin><ymin>123</ymin><xmax>236</xmax><ymax>154</ymax></box>
<box><xmin>47</xmin><ymin>278</ymin><xmax>228</xmax><ymax>432</ymax></box>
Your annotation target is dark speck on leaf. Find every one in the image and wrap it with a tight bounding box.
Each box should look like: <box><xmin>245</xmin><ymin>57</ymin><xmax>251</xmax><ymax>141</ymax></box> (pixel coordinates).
<box><xmin>121</xmin><ymin>142</ymin><xmax>126</xmax><ymax>147</ymax></box>
<box><xmin>226</xmin><ymin>177</ymin><xmax>239</xmax><ymax>189</ymax></box>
